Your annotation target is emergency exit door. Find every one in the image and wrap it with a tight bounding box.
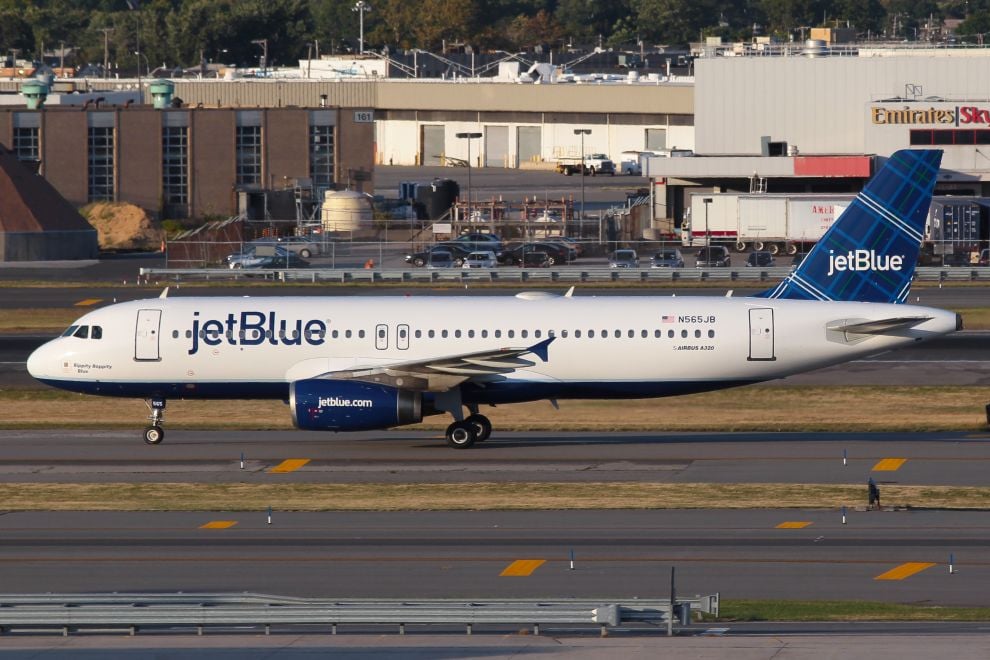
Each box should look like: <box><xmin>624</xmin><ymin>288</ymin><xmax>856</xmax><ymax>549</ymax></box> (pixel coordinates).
<box><xmin>748</xmin><ymin>308</ymin><xmax>775</xmax><ymax>361</ymax></box>
<box><xmin>134</xmin><ymin>309</ymin><xmax>162</xmax><ymax>361</ymax></box>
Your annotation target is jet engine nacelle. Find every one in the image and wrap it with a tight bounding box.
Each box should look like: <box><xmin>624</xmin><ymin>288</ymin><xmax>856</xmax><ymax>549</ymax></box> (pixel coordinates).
<box><xmin>289</xmin><ymin>379</ymin><xmax>422</xmax><ymax>431</ymax></box>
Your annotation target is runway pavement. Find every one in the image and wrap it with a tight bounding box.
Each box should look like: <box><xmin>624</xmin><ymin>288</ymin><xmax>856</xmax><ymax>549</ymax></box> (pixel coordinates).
<box><xmin>0</xmin><ymin>429</ymin><xmax>988</xmax><ymax>485</ymax></box>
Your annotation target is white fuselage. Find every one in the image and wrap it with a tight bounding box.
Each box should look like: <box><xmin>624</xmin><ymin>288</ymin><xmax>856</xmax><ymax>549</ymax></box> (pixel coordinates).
<box><xmin>27</xmin><ymin>294</ymin><xmax>959</xmax><ymax>403</ymax></box>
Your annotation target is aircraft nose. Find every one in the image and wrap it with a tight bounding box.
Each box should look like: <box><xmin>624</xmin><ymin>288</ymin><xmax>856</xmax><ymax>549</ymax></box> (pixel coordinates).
<box><xmin>26</xmin><ymin>341</ymin><xmax>55</xmax><ymax>379</ymax></box>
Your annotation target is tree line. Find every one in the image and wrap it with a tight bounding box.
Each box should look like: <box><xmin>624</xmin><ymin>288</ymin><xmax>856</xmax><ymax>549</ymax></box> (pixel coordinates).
<box><xmin>1</xmin><ymin>1</ymin><xmax>988</xmax><ymax>74</ymax></box>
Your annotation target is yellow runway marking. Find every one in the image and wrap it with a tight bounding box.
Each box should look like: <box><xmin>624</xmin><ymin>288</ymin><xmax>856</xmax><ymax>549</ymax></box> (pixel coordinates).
<box><xmin>499</xmin><ymin>559</ymin><xmax>546</xmax><ymax>577</ymax></box>
<box><xmin>776</xmin><ymin>521</ymin><xmax>812</xmax><ymax>529</ymax></box>
<box><xmin>269</xmin><ymin>459</ymin><xmax>310</xmax><ymax>473</ymax></box>
<box><xmin>872</xmin><ymin>458</ymin><xmax>907</xmax><ymax>471</ymax></box>
<box><xmin>874</xmin><ymin>562</ymin><xmax>935</xmax><ymax>581</ymax></box>
<box><xmin>199</xmin><ymin>521</ymin><xmax>237</xmax><ymax>529</ymax></box>
<box><xmin>74</xmin><ymin>298</ymin><xmax>103</xmax><ymax>307</ymax></box>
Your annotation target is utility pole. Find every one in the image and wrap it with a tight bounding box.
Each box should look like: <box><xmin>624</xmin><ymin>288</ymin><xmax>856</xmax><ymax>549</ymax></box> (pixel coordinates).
<box><xmin>251</xmin><ymin>38</ymin><xmax>268</xmax><ymax>75</ymax></box>
<box><xmin>574</xmin><ymin>128</ymin><xmax>591</xmax><ymax>223</ymax></box>
<box><xmin>100</xmin><ymin>28</ymin><xmax>113</xmax><ymax>78</ymax></box>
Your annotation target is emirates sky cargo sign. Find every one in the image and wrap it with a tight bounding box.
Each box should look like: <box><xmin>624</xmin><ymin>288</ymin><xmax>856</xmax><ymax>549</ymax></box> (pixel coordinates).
<box><xmin>871</xmin><ymin>105</ymin><xmax>990</xmax><ymax>126</ymax></box>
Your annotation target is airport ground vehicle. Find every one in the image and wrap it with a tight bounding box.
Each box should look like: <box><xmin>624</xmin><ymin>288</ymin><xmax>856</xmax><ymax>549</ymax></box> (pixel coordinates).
<box><xmin>650</xmin><ymin>249</ymin><xmax>685</xmax><ymax>268</ymax></box>
<box><xmin>746</xmin><ymin>251</ymin><xmax>776</xmax><ymax>267</ymax></box>
<box><xmin>462</xmin><ymin>251</ymin><xmax>498</xmax><ymax>269</ymax></box>
<box><xmin>608</xmin><ymin>249</ymin><xmax>640</xmax><ymax>268</ymax></box>
<box><xmin>555</xmin><ymin>154</ymin><xmax>615</xmax><ymax>176</ymax></box>
<box><xmin>695</xmin><ymin>246</ymin><xmax>731</xmax><ymax>267</ymax></box>
<box><xmin>405</xmin><ymin>245</ymin><xmax>471</xmax><ymax>267</ymax></box>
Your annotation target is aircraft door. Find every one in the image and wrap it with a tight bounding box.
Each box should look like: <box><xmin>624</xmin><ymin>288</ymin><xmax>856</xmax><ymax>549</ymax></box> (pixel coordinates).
<box><xmin>135</xmin><ymin>309</ymin><xmax>162</xmax><ymax>361</ymax></box>
<box><xmin>748</xmin><ymin>308</ymin><xmax>775</xmax><ymax>361</ymax></box>
<box><xmin>397</xmin><ymin>324</ymin><xmax>410</xmax><ymax>350</ymax></box>
<box><xmin>375</xmin><ymin>324</ymin><xmax>388</xmax><ymax>350</ymax></box>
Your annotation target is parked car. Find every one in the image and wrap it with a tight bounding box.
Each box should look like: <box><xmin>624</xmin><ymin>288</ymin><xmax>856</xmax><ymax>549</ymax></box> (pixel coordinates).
<box><xmin>498</xmin><ymin>242</ymin><xmax>571</xmax><ymax>266</ymax></box>
<box><xmin>695</xmin><ymin>246</ymin><xmax>731</xmax><ymax>268</ymax></box>
<box><xmin>791</xmin><ymin>252</ymin><xmax>810</xmax><ymax>268</ymax></box>
<box><xmin>267</xmin><ymin>236</ymin><xmax>321</xmax><ymax>258</ymax></box>
<box><xmin>553</xmin><ymin>236</ymin><xmax>585</xmax><ymax>256</ymax></box>
<box><xmin>746</xmin><ymin>251</ymin><xmax>776</xmax><ymax>267</ymax></box>
<box><xmin>446</xmin><ymin>233</ymin><xmax>502</xmax><ymax>253</ymax></box>
<box><xmin>650</xmin><ymin>249</ymin><xmax>685</xmax><ymax>268</ymax></box>
<box><xmin>426</xmin><ymin>250</ymin><xmax>456</xmax><ymax>269</ymax></box>
<box><xmin>405</xmin><ymin>244</ymin><xmax>471</xmax><ymax>267</ymax></box>
<box><xmin>462</xmin><ymin>250</ymin><xmax>498</xmax><ymax>269</ymax></box>
<box><xmin>228</xmin><ymin>245</ymin><xmax>307</xmax><ymax>269</ymax></box>
<box><xmin>609</xmin><ymin>249</ymin><xmax>640</xmax><ymax>268</ymax></box>
<box><xmin>980</xmin><ymin>249</ymin><xmax>989</xmax><ymax>266</ymax></box>
<box><xmin>519</xmin><ymin>251</ymin><xmax>551</xmax><ymax>268</ymax></box>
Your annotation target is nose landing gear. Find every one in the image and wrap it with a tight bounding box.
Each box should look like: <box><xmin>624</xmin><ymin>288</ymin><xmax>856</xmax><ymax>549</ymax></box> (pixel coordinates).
<box><xmin>143</xmin><ymin>398</ymin><xmax>166</xmax><ymax>445</ymax></box>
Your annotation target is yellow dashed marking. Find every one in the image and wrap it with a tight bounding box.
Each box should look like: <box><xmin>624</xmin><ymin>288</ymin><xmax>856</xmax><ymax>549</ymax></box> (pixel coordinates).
<box><xmin>74</xmin><ymin>298</ymin><xmax>103</xmax><ymax>307</ymax></box>
<box><xmin>874</xmin><ymin>562</ymin><xmax>935</xmax><ymax>581</ymax></box>
<box><xmin>499</xmin><ymin>559</ymin><xmax>546</xmax><ymax>577</ymax></box>
<box><xmin>872</xmin><ymin>458</ymin><xmax>907</xmax><ymax>471</ymax></box>
<box><xmin>269</xmin><ymin>459</ymin><xmax>310</xmax><ymax>473</ymax></box>
<box><xmin>200</xmin><ymin>521</ymin><xmax>237</xmax><ymax>529</ymax></box>
<box><xmin>776</xmin><ymin>521</ymin><xmax>812</xmax><ymax>529</ymax></box>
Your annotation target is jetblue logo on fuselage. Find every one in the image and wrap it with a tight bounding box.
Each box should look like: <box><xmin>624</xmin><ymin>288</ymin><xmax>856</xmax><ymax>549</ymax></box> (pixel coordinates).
<box><xmin>189</xmin><ymin>311</ymin><xmax>326</xmax><ymax>355</ymax></box>
<box><xmin>827</xmin><ymin>249</ymin><xmax>904</xmax><ymax>277</ymax></box>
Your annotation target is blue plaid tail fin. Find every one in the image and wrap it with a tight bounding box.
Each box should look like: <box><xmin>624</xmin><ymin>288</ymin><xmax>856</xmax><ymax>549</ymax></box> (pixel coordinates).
<box><xmin>756</xmin><ymin>149</ymin><xmax>942</xmax><ymax>304</ymax></box>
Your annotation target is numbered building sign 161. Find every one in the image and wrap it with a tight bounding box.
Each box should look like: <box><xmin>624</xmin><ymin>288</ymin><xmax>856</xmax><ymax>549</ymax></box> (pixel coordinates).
<box><xmin>354</xmin><ymin>111</ymin><xmax>374</xmax><ymax>123</ymax></box>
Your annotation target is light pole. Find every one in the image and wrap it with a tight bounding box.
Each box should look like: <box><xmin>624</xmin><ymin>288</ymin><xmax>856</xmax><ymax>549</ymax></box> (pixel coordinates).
<box><xmin>573</xmin><ymin>128</ymin><xmax>591</xmax><ymax>224</ymax></box>
<box><xmin>251</xmin><ymin>38</ymin><xmax>268</xmax><ymax>75</ymax></box>
<box><xmin>353</xmin><ymin>1</ymin><xmax>371</xmax><ymax>54</ymax></box>
<box><xmin>456</xmin><ymin>132</ymin><xmax>482</xmax><ymax>222</ymax></box>
<box><xmin>702</xmin><ymin>197</ymin><xmax>712</xmax><ymax>255</ymax></box>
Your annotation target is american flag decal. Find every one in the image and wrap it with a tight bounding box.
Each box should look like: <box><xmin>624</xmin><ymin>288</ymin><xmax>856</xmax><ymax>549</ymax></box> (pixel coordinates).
<box><xmin>661</xmin><ymin>315</ymin><xmax>675</xmax><ymax>323</ymax></box>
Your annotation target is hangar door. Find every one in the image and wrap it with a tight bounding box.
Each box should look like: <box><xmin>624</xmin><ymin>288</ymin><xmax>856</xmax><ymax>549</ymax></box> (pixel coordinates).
<box><xmin>485</xmin><ymin>126</ymin><xmax>508</xmax><ymax>167</ymax></box>
<box><xmin>421</xmin><ymin>125</ymin><xmax>445</xmax><ymax>166</ymax></box>
<box><xmin>517</xmin><ymin>126</ymin><xmax>541</xmax><ymax>166</ymax></box>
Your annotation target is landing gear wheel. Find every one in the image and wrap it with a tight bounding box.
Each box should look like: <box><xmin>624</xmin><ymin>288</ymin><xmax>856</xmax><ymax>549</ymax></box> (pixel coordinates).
<box><xmin>143</xmin><ymin>425</ymin><xmax>164</xmax><ymax>445</ymax></box>
<box><xmin>445</xmin><ymin>421</ymin><xmax>478</xmax><ymax>449</ymax></box>
<box><xmin>466</xmin><ymin>414</ymin><xmax>492</xmax><ymax>442</ymax></box>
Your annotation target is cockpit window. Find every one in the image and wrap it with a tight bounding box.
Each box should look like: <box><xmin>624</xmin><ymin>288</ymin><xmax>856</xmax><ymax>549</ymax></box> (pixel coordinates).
<box><xmin>61</xmin><ymin>325</ymin><xmax>79</xmax><ymax>337</ymax></box>
<box><xmin>73</xmin><ymin>325</ymin><xmax>89</xmax><ymax>339</ymax></box>
<box><xmin>91</xmin><ymin>326</ymin><xmax>103</xmax><ymax>339</ymax></box>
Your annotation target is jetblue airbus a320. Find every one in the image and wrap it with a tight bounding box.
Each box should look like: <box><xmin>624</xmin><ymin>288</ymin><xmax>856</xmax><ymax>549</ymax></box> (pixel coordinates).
<box><xmin>28</xmin><ymin>149</ymin><xmax>959</xmax><ymax>448</ymax></box>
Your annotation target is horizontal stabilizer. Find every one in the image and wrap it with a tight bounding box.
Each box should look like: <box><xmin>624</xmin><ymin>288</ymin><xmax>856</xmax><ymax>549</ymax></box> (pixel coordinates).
<box><xmin>830</xmin><ymin>316</ymin><xmax>933</xmax><ymax>335</ymax></box>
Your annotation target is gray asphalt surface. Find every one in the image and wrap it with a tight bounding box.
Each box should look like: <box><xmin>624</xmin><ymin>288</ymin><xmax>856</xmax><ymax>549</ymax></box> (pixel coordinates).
<box><xmin>0</xmin><ymin>429</ymin><xmax>988</xmax><ymax>485</ymax></box>
<box><xmin>0</xmin><ymin>509</ymin><xmax>985</xmax><ymax>606</ymax></box>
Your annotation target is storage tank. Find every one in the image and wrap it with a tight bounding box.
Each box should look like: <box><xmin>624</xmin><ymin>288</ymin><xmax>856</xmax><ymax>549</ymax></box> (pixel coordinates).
<box><xmin>415</xmin><ymin>178</ymin><xmax>459</xmax><ymax>220</ymax></box>
<box><xmin>321</xmin><ymin>190</ymin><xmax>373</xmax><ymax>232</ymax></box>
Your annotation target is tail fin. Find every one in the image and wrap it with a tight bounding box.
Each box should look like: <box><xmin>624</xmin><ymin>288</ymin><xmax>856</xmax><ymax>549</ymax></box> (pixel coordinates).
<box><xmin>757</xmin><ymin>149</ymin><xmax>941</xmax><ymax>303</ymax></box>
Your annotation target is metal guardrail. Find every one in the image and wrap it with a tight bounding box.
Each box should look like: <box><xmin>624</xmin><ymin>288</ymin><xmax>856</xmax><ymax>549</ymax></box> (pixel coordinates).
<box><xmin>0</xmin><ymin>593</ymin><xmax>719</xmax><ymax>636</ymax></box>
<box><xmin>139</xmin><ymin>266</ymin><xmax>990</xmax><ymax>284</ymax></box>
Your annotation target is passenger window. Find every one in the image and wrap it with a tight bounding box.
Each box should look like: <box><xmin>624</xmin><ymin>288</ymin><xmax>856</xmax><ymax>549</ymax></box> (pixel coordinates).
<box><xmin>668</xmin><ymin>330</ymin><xmax>675</xmax><ymax>338</ymax></box>
<box><xmin>332</xmin><ymin>330</ymin><xmax>339</xmax><ymax>339</ymax></box>
<box><xmin>74</xmin><ymin>326</ymin><xmax>89</xmax><ymax>339</ymax></box>
<box><xmin>627</xmin><ymin>330</ymin><xmax>634</xmax><ymax>338</ymax></box>
<box><xmin>708</xmin><ymin>329</ymin><xmax>715</xmax><ymax>338</ymax></box>
<box><xmin>695</xmin><ymin>329</ymin><xmax>701</xmax><ymax>338</ymax></box>
<box><xmin>399</xmin><ymin>328</ymin><xmax>407</xmax><ymax>339</ymax></box>
<box><xmin>442</xmin><ymin>330</ymin><xmax>449</xmax><ymax>338</ymax></box>
<box><xmin>345</xmin><ymin>330</ymin><xmax>352</xmax><ymax>339</ymax></box>
<box><xmin>681</xmin><ymin>330</ymin><xmax>688</xmax><ymax>338</ymax></box>
<box><xmin>561</xmin><ymin>330</ymin><xmax>568</xmax><ymax>338</ymax></box>
<box><xmin>654</xmin><ymin>329</ymin><xmax>660</xmax><ymax>338</ymax></box>
<box><xmin>535</xmin><ymin>330</ymin><xmax>542</xmax><ymax>338</ymax></box>
<box><xmin>429</xmin><ymin>330</ymin><xmax>436</xmax><ymax>338</ymax></box>
<box><xmin>455</xmin><ymin>330</ymin><xmax>462</xmax><ymax>338</ymax></box>
<box><xmin>481</xmin><ymin>330</ymin><xmax>488</xmax><ymax>338</ymax></box>
<box><xmin>185</xmin><ymin>330</ymin><xmax>192</xmax><ymax>339</ymax></box>
<box><xmin>468</xmin><ymin>330</ymin><xmax>475</xmax><ymax>338</ymax></box>
<box><xmin>588</xmin><ymin>330</ymin><xmax>595</xmax><ymax>338</ymax></box>
<box><xmin>415</xmin><ymin>330</ymin><xmax>422</xmax><ymax>338</ymax></box>
<box><xmin>574</xmin><ymin>330</ymin><xmax>581</xmax><ymax>338</ymax></box>
<box><xmin>521</xmin><ymin>330</ymin><xmax>528</xmax><ymax>338</ymax></box>
<box><xmin>358</xmin><ymin>330</ymin><xmax>365</xmax><ymax>339</ymax></box>
<box><xmin>508</xmin><ymin>330</ymin><xmax>515</xmax><ymax>338</ymax></box>
<box><xmin>92</xmin><ymin>326</ymin><xmax>102</xmax><ymax>339</ymax></box>
<box><xmin>495</xmin><ymin>330</ymin><xmax>502</xmax><ymax>338</ymax></box>
<box><xmin>378</xmin><ymin>328</ymin><xmax>386</xmax><ymax>339</ymax></box>
<box><xmin>614</xmin><ymin>330</ymin><xmax>621</xmax><ymax>338</ymax></box>
<box><xmin>172</xmin><ymin>330</ymin><xmax>179</xmax><ymax>339</ymax></box>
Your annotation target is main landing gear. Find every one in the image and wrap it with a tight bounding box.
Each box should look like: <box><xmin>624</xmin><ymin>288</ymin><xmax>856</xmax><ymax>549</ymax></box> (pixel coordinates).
<box><xmin>445</xmin><ymin>413</ymin><xmax>492</xmax><ymax>449</ymax></box>
<box><xmin>143</xmin><ymin>398</ymin><xmax>166</xmax><ymax>445</ymax></box>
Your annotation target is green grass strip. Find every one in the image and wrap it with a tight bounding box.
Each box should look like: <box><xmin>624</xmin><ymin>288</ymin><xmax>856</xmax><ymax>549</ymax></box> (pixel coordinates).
<box><xmin>715</xmin><ymin>599</ymin><xmax>990</xmax><ymax>622</ymax></box>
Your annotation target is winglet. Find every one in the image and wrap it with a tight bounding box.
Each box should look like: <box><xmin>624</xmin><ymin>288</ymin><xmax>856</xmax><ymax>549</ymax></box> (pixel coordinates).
<box><xmin>564</xmin><ymin>286</ymin><xmax>575</xmax><ymax>298</ymax></box>
<box><xmin>527</xmin><ymin>336</ymin><xmax>555</xmax><ymax>362</ymax></box>
<box><xmin>159</xmin><ymin>287</ymin><xmax>170</xmax><ymax>299</ymax></box>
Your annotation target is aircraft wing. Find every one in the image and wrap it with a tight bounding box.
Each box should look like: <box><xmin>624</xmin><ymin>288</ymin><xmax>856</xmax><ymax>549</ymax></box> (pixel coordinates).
<box><xmin>313</xmin><ymin>337</ymin><xmax>555</xmax><ymax>392</ymax></box>
<box><xmin>829</xmin><ymin>316</ymin><xmax>934</xmax><ymax>335</ymax></box>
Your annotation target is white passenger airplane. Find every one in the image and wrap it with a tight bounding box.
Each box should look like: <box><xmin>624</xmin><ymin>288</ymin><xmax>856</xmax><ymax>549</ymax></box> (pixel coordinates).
<box><xmin>28</xmin><ymin>149</ymin><xmax>958</xmax><ymax>448</ymax></box>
